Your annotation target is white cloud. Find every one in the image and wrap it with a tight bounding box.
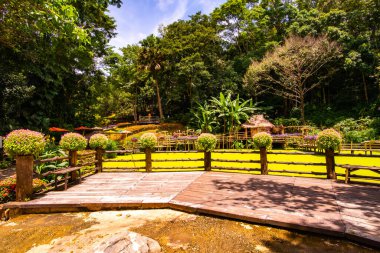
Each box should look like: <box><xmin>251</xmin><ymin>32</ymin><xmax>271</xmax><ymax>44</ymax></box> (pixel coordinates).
<box><xmin>198</xmin><ymin>0</ymin><xmax>225</xmax><ymax>14</ymax></box>
<box><xmin>156</xmin><ymin>0</ymin><xmax>176</xmax><ymax>11</ymax></box>
<box><xmin>153</xmin><ymin>0</ymin><xmax>189</xmax><ymax>33</ymax></box>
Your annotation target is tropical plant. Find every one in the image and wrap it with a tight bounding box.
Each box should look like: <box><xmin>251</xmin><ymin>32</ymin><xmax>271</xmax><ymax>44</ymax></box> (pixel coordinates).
<box><xmin>138</xmin><ymin>133</ymin><xmax>158</xmax><ymax>150</ymax></box>
<box><xmin>3</xmin><ymin>129</ymin><xmax>46</xmax><ymax>157</ymax></box>
<box><xmin>210</xmin><ymin>92</ymin><xmax>259</xmax><ymax>134</ymax></box>
<box><xmin>59</xmin><ymin>133</ymin><xmax>87</xmax><ymax>151</ymax></box>
<box><xmin>252</xmin><ymin>132</ymin><xmax>273</xmax><ymax>149</ymax></box>
<box><xmin>197</xmin><ymin>133</ymin><xmax>217</xmax><ymax>152</ymax></box>
<box><xmin>192</xmin><ymin>102</ymin><xmax>216</xmax><ymax>133</ymax></box>
<box><xmin>316</xmin><ymin>129</ymin><xmax>342</xmax><ymax>151</ymax></box>
<box><xmin>89</xmin><ymin>134</ymin><xmax>108</xmax><ymax>149</ymax></box>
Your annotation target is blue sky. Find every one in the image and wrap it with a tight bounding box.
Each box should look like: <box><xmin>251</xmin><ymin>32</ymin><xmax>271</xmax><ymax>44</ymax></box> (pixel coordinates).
<box><xmin>108</xmin><ymin>0</ymin><xmax>227</xmax><ymax>50</ymax></box>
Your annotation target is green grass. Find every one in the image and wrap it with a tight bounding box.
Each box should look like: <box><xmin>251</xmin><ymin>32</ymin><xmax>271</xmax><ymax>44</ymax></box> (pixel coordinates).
<box><xmin>103</xmin><ymin>150</ymin><xmax>380</xmax><ymax>184</ymax></box>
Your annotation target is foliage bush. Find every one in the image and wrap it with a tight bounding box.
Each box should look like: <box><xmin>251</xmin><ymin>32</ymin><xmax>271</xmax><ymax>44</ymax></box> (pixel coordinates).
<box><xmin>138</xmin><ymin>133</ymin><xmax>158</xmax><ymax>150</ymax></box>
<box><xmin>0</xmin><ymin>160</ymin><xmax>12</xmax><ymax>169</ymax></box>
<box><xmin>273</xmin><ymin>117</ymin><xmax>301</xmax><ymax>126</ymax></box>
<box><xmin>4</xmin><ymin>129</ymin><xmax>46</xmax><ymax>157</ymax></box>
<box><xmin>0</xmin><ymin>177</ymin><xmax>46</xmax><ymax>203</ymax></box>
<box><xmin>344</xmin><ymin>129</ymin><xmax>376</xmax><ymax>143</ymax></box>
<box><xmin>252</xmin><ymin>132</ymin><xmax>272</xmax><ymax>149</ymax></box>
<box><xmin>105</xmin><ymin>140</ymin><xmax>118</xmax><ymax>158</ymax></box>
<box><xmin>89</xmin><ymin>134</ymin><xmax>108</xmax><ymax>149</ymax></box>
<box><xmin>334</xmin><ymin>117</ymin><xmax>377</xmax><ymax>142</ymax></box>
<box><xmin>59</xmin><ymin>133</ymin><xmax>87</xmax><ymax>151</ymax></box>
<box><xmin>316</xmin><ymin>129</ymin><xmax>342</xmax><ymax>150</ymax></box>
<box><xmin>196</xmin><ymin>133</ymin><xmax>217</xmax><ymax>152</ymax></box>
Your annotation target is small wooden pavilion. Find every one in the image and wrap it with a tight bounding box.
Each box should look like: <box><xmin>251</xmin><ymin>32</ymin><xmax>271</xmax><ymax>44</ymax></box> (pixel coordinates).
<box><xmin>241</xmin><ymin>114</ymin><xmax>275</xmax><ymax>138</ymax></box>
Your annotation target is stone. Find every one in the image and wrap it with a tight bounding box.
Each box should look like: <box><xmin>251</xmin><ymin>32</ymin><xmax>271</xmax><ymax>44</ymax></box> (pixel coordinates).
<box><xmin>93</xmin><ymin>231</ymin><xmax>161</xmax><ymax>253</ymax></box>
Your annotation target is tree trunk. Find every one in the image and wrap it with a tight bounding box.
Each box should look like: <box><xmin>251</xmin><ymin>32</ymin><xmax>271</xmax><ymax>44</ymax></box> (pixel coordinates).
<box><xmin>145</xmin><ymin>148</ymin><xmax>152</xmax><ymax>172</ymax></box>
<box><xmin>259</xmin><ymin>147</ymin><xmax>268</xmax><ymax>175</ymax></box>
<box><xmin>16</xmin><ymin>155</ymin><xmax>34</xmax><ymax>201</ymax></box>
<box><xmin>204</xmin><ymin>151</ymin><xmax>211</xmax><ymax>171</ymax></box>
<box><xmin>154</xmin><ymin>79</ymin><xmax>164</xmax><ymax>119</ymax></box>
<box><xmin>300</xmin><ymin>95</ymin><xmax>305</xmax><ymax>124</ymax></box>
<box><xmin>69</xmin><ymin>150</ymin><xmax>78</xmax><ymax>181</ymax></box>
<box><xmin>362</xmin><ymin>72</ymin><xmax>369</xmax><ymax>104</ymax></box>
<box><xmin>325</xmin><ymin>149</ymin><xmax>336</xmax><ymax>179</ymax></box>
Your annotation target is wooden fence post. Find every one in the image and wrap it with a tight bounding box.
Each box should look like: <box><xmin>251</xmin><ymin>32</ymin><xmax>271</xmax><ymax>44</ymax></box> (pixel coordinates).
<box><xmin>15</xmin><ymin>155</ymin><xmax>34</xmax><ymax>201</ymax></box>
<box><xmin>69</xmin><ymin>150</ymin><xmax>78</xmax><ymax>180</ymax></box>
<box><xmin>204</xmin><ymin>151</ymin><xmax>211</xmax><ymax>171</ymax></box>
<box><xmin>145</xmin><ymin>148</ymin><xmax>152</xmax><ymax>172</ymax></box>
<box><xmin>259</xmin><ymin>147</ymin><xmax>268</xmax><ymax>175</ymax></box>
<box><xmin>325</xmin><ymin>148</ymin><xmax>336</xmax><ymax>179</ymax></box>
<box><xmin>95</xmin><ymin>148</ymin><xmax>104</xmax><ymax>173</ymax></box>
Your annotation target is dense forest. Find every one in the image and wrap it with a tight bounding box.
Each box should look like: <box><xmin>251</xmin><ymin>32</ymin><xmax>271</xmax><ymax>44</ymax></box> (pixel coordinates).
<box><xmin>1</xmin><ymin>0</ymin><xmax>380</xmax><ymax>134</ymax></box>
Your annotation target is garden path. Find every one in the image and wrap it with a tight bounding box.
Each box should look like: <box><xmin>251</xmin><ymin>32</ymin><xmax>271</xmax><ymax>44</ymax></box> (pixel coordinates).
<box><xmin>3</xmin><ymin>172</ymin><xmax>380</xmax><ymax>248</ymax></box>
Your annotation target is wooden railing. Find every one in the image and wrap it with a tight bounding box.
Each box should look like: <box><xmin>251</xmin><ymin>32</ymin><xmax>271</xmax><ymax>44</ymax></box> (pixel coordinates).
<box><xmin>11</xmin><ymin>147</ymin><xmax>380</xmax><ymax>200</ymax></box>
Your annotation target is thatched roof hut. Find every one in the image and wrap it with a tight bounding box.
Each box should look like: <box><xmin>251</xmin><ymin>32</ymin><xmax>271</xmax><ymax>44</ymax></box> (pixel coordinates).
<box><xmin>241</xmin><ymin>114</ymin><xmax>274</xmax><ymax>137</ymax></box>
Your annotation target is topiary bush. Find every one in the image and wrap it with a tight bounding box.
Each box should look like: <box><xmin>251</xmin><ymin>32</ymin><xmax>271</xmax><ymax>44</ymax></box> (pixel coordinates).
<box><xmin>59</xmin><ymin>133</ymin><xmax>87</xmax><ymax>151</ymax></box>
<box><xmin>4</xmin><ymin>129</ymin><xmax>46</xmax><ymax>157</ymax></box>
<box><xmin>138</xmin><ymin>133</ymin><xmax>158</xmax><ymax>150</ymax></box>
<box><xmin>252</xmin><ymin>132</ymin><xmax>272</xmax><ymax>149</ymax></box>
<box><xmin>196</xmin><ymin>133</ymin><xmax>217</xmax><ymax>152</ymax></box>
<box><xmin>316</xmin><ymin>129</ymin><xmax>342</xmax><ymax>151</ymax></box>
<box><xmin>89</xmin><ymin>134</ymin><xmax>108</xmax><ymax>149</ymax></box>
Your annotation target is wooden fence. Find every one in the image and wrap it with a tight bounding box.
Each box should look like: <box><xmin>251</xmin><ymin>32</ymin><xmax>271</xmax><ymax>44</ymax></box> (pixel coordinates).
<box><xmin>12</xmin><ymin>148</ymin><xmax>380</xmax><ymax>200</ymax></box>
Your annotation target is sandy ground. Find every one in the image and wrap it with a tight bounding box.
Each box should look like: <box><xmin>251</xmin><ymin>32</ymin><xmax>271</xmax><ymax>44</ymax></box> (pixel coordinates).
<box><xmin>0</xmin><ymin>209</ymin><xmax>377</xmax><ymax>253</ymax></box>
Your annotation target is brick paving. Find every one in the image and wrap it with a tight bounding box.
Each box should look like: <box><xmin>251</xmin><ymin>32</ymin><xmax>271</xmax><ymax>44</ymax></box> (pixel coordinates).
<box><xmin>3</xmin><ymin>172</ymin><xmax>380</xmax><ymax>248</ymax></box>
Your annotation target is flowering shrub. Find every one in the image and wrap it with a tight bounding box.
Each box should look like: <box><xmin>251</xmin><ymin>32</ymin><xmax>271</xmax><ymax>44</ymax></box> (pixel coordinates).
<box><xmin>252</xmin><ymin>132</ymin><xmax>272</xmax><ymax>149</ymax></box>
<box><xmin>196</xmin><ymin>133</ymin><xmax>217</xmax><ymax>152</ymax></box>
<box><xmin>138</xmin><ymin>133</ymin><xmax>158</xmax><ymax>150</ymax></box>
<box><xmin>4</xmin><ymin>129</ymin><xmax>46</xmax><ymax>157</ymax></box>
<box><xmin>89</xmin><ymin>134</ymin><xmax>108</xmax><ymax>149</ymax></box>
<box><xmin>0</xmin><ymin>178</ymin><xmax>46</xmax><ymax>203</ymax></box>
<box><xmin>316</xmin><ymin>129</ymin><xmax>342</xmax><ymax>150</ymax></box>
<box><xmin>59</xmin><ymin>133</ymin><xmax>87</xmax><ymax>151</ymax></box>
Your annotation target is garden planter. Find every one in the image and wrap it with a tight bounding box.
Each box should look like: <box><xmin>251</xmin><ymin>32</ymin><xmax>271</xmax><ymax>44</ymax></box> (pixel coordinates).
<box><xmin>259</xmin><ymin>147</ymin><xmax>268</xmax><ymax>175</ymax></box>
<box><xmin>15</xmin><ymin>155</ymin><xmax>34</xmax><ymax>201</ymax></box>
<box><xmin>69</xmin><ymin>150</ymin><xmax>78</xmax><ymax>180</ymax></box>
<box><xmin>325</xmin><ymin>149</ymin><xmax>336</xmax><ymax>179</ymax></box>
<box><xmin>145</xmin><ymin>148</ymin><xmax>152</xmax><ymax>172</ymax></box>
<box><xmin>95</xmin><ymin>148</ymin><xmax>104</xmax><ymax>173</ymax></box>
<box><xmin>204</xmin><ymin>151</ymin><xmax>211</xmax><ymax>171</ymax></box>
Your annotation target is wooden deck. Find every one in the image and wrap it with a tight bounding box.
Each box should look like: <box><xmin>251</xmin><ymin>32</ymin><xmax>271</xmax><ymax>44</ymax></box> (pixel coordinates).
<box><xmin>3</xmin><ymin>172</ymin><xmax>380</xmax><ymax>248</ymax></box>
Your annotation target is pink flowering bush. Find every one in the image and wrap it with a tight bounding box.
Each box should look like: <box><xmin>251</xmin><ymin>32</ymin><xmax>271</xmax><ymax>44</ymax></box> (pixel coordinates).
<box><xmin>89</xmin><ymin>134</ymin><xmax>108</xmax><ymax>149</ymax></box>
<box><xmin>59</xmin><ymin>133</ymin><xmax>87</xmax><ymax>151</ymax></box>
<box><xmin>316</xmin><ymin>129</ymin><xmax>342</xmax><ymax>151</ymax></box>
<box><xmin>0</xmin><ymin>177</ymin><xmax>46</xmax><ymax>203</ymax></box>
<box><xmin>197</xmin><ymin>133</ymin><xmax>217</xmax><ymax>152</ymax></box>
<box><xmin>4</xmin><ymin>129</ymin><xmax>46</xmax><ymax>157</ymax></box>
<box><xmin>252</xmin><ymin>132</ymin><xmax>272</xmax><ymax>149</ymax></box>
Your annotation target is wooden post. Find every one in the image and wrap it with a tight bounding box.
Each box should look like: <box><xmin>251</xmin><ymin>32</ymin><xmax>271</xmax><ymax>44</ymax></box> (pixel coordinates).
<box><xmin>325</xmin><ymin>148</ymin><xmax>336</xmax><ymax>179</ymax></box>
<box><xmin>145</xmin><ymin>148</ymin><xmax>152</xmax><ymax>172</ymax></box>
<box><xmin>95</xmin><ymin>148</ymin><xmax>104</xmax><ymax>173</ymax></box>
<box><xmin>69</xmin><ymin>150</ymin><xmax>78</xmax><ymax>181</ymax></box>
<box><xmin>204</xmin><ymin>151</ymin><xmax>211</xmax><ymax>171</ymax></box>
<box><xmin>15</xmin><ymin>155</ymin><xmax>34</xmax><ymax>201</ymax></box>
<box><xmin>259</xmin><ymin>147</ymin><xmax>268</xmax><ymax>175</ymax></box>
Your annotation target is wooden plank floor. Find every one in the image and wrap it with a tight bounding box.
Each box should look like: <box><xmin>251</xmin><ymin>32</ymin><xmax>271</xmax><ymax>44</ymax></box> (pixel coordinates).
<box><xmin>4</xmin><ymin>172</ymin><xmax>380</xmax><ymax>248</ymax></box>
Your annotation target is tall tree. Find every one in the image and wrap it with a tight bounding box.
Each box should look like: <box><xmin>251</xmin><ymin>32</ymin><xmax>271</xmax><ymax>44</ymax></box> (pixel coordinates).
<box><xmin>138</xmin><ymin>35</ymin><xmax>165</xmax><ymax>119</ymax></box>
<box><xmin>244</xmin><ymin>35</ymin><xmax>341</xmax><ymax>123</ymax></box>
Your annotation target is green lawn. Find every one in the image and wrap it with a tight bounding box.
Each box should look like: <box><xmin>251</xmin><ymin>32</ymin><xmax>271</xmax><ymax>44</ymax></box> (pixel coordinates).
<box><xmin>103</xmin><ymin>150</ymin><xmax>380</xmax><ymax>184</ymax></box>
